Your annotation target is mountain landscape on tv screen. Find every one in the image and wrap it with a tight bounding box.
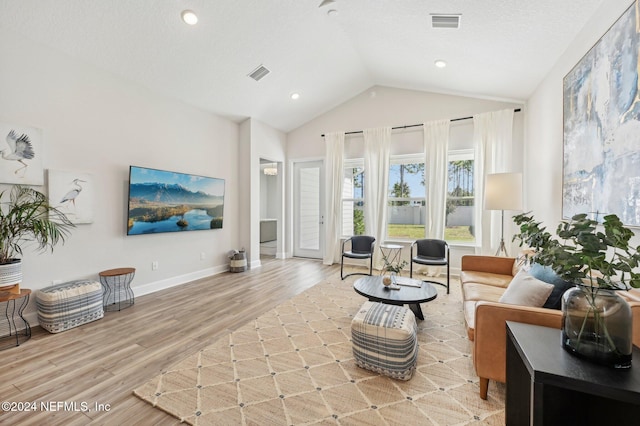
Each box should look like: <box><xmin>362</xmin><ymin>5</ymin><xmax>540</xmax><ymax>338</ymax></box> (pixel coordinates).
<box><xmin>130</xmin><ymin>182</ymin><xmax>224</xmax><ymax>205</ymax></box>
<box><xmin>127</xmin><ymin>182</ymin><xmax>224</xmax><ymax>234</ymax></box>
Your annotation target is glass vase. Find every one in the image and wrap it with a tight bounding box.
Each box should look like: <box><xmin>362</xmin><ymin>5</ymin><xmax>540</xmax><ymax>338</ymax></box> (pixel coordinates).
<box><xmin>561</xmin><ymin>285</ymin><xmax>632</xmax><ymax>368</ymax></box>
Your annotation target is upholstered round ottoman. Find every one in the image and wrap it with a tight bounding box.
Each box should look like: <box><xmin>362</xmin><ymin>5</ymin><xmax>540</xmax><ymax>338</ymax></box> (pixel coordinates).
<box><xmin>36</xmin><ymin>280</ymin><xmax>104</xmax><ymax>333</ymax></box>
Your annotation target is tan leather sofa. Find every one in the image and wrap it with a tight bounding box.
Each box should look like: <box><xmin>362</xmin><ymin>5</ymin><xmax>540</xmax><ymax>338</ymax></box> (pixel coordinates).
<box><xmin>460</xmin><ymin>254</ymin><xmax>640</xmax><ymax>400</ymax></box>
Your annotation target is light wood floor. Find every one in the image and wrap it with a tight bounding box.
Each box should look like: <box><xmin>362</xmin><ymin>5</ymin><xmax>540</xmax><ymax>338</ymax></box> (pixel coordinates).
<box><xmin>0</xmin><ymin>257</ymin><xmax>337</xmax><ymax>425</ymax></box>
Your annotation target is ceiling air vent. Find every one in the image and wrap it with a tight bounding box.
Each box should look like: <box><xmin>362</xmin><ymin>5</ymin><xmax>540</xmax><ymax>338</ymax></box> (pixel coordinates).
<box><xmin>431</xmin><ymin>14</ymin><xmax>461</xmax><ymax>29</ymax></box>
<box><xmin>248</xmin><ymin>65</ymin><xmax>270</xmax><ymax>82</ymax></box>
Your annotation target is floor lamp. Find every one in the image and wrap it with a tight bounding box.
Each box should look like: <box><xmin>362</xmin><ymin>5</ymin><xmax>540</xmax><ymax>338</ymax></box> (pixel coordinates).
<box><xmin>484</xmin><ymin>172</ymin><xmax>523</xmax><ymax>256</ymax></box>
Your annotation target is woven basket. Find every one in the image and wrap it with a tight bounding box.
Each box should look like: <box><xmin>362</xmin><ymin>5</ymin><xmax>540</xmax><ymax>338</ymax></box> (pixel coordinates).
<box><xmin>230</xmin><ymin>252</ymin><xmax>247</xmax><ymax>272</ymax></box>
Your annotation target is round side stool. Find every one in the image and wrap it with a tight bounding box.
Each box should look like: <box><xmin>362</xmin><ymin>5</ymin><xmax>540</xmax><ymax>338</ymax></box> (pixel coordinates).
<box><xmin>0</xmin><ymin>289</ymin><xmax>31</xmax><ymax>350</ymax></box>
<box><xmin>99</xmin><ymin>267</ymin><xmax>135</xmax><ymax>312</ymax></box>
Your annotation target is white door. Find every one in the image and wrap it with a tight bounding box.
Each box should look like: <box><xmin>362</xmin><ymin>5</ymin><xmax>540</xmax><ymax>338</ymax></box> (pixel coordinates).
<box><xmin>293</xmin><ymin>160</ymin><xmax>324</xmax><ymax>259</ymax></box>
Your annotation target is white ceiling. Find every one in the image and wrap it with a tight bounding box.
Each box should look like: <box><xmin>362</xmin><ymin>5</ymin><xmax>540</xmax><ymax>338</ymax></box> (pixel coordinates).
<box><xmin>0</xmin><ymin>0</ymin><xmax>605</xmax><ymax>132</ymax></box>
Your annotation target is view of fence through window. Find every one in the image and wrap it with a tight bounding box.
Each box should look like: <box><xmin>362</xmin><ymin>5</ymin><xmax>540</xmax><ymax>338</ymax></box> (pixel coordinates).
<box><xmin>387</xmin><ymin>160</ymin><xmax>426</xmax><ymax>239</ymax></box>
<box><xmin>446</xmin><ymin>157</ymin><xmax>474</xmax><ymax>242</ymax></box>
<box><xmin>342</xmin><ymin>154</ymin><xmax>475</xmax><ymax>243</ymax></box>
<box><xmin>342</xmin><ymin>165</ymin><xmax>364</xmax><ymax>236</ymax></box>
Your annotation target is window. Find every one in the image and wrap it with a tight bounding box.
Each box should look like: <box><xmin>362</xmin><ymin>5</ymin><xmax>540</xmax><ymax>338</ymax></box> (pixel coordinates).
<box><xmin>446</xmin><ymin>150</ymin><xmax>475</xmax><ymax>243</ymax></box>
<box><xmin>340</xmin><ymin>151</ymin><xmax>475</xmax><ymax>244</ymax></box>
<box><xmin>342</xmin><ymin>160</ymin><xmax>364</xmax><ymax>236</ymax></box>
<box><xmin>387</xmin><ymin>155</ymin><xmax>425</xmax><ymax>240</ymax></box>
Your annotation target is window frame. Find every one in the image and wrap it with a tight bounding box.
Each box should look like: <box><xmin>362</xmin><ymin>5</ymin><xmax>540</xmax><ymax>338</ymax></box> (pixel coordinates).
<box><xmin>339</xmin><ymin>150</ymin><xmax>476</xmax><ymax>244</ymax></box>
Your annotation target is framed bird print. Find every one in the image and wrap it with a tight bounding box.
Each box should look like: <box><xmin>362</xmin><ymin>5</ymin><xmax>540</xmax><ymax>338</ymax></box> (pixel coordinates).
<box><xmin>48</xmin><ymin>170</ymin><xmax>94</xmax><ymax>224</ymax></box>
<box><xmin>0</xmin><ymin>122</ymin><xmax>44</xmax><ymax>185</ymax></box>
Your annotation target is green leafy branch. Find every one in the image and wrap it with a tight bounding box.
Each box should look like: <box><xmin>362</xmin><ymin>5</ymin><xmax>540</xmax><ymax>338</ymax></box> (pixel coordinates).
<box><xmin>381</xmin><ymin>252</ymin><xmax>408</xmax><ymax>274</ymax></box>
<box><xmin>512</xmin><ymin>212</ymin><xmax>640</xmax><ymax>290</ymax></box>
<box><xmin>0</xmin><ymin>185</ymin><xmax>74</xmax><ymax>264</ymax></box>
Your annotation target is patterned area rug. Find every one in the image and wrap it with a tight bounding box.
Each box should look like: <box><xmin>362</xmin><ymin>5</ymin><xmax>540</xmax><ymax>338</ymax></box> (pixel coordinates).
<box><xmin>133</xmin><ymin>275</ymin><xmax>505</xmax><ymax>425</ymax></box>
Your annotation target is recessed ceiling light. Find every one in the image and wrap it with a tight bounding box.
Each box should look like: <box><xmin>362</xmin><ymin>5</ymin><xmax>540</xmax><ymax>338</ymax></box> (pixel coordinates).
<box><xmin>290</xmin><ymin>93</ymin><xmax>300</xmax><ymax>100</ymax></box>
<box><xmin>434</xmin><ymin>59</ymin><xmax>447</xmax><ymax>68</ymax></box>
<box><xmin>181</xmin><ymin>10</ymin><xmax>198</xmax><ymax>25</ymax></box>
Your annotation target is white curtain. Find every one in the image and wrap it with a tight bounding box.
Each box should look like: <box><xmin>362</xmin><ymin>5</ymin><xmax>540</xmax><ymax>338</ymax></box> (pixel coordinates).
<box><xmin>363</xmin><ymin>127</ymin><xmax>391</xmax><ymax>269</ymax></box>
<box><xmin>323</xmin><ymin>131</ymin><xmax>344</xmax><ymax>265</ymax></box>
<box><xmin>424</xmin><ymin>119</ymin><xmax>450</xmax><ymax>239</ymax></box>
<box><xmin>473</xmin><ymin>109</ymin><xmax>515</xmax><ymax>254</ymax></box>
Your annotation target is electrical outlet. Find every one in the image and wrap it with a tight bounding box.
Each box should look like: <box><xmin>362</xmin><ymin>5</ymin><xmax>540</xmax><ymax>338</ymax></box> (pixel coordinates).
<box><xmin>200</xmin><ymin>252</ymin><xmax>206</xmax><ymax>260</ymax></box>
<box><xmin>152</xmin><ymin>260</ymin><xmax>159</xmax><ymax>271</ymax></box>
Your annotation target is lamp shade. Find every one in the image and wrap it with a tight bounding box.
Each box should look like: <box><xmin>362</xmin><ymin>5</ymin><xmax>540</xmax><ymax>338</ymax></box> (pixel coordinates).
<box><xmin>484</xmin><ymin>172</ymin><xmax>523</xmax><ymax>210</ymax></box>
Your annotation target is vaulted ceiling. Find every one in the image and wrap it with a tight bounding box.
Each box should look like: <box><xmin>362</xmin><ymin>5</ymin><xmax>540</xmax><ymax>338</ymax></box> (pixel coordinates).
<box><xmin>0</xmin><ymin>0</ymin><xmax>605</xmax><ymax>132</ymax></box>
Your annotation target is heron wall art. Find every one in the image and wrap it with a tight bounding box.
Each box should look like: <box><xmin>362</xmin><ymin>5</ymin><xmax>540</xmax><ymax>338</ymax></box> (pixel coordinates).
<box><xmin>48</xmin><ymin>170</ymin><xmax>94</xmax><ymax>224</ymax></box>
<box><xmin>0</xmin><ymin>123</ymin><xmax>44</xmax><ymax>185</ymax></box>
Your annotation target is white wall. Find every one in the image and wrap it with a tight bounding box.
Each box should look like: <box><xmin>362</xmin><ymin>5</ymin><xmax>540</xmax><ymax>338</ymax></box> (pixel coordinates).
<box><xmin>239</xmin><ymin>118</ymin><xmax>287</xmax><ymax>265</ymax></box>
<box><xmin>260</xmin><ymin>173</ymin><xmax>279</xmax><ymax>219</ymax></box>
<box><xmin>525</xmin><ymin>0</ymin><xmax>633</xmax><ymax>228</ymax></box>
<box><xmin>525</xmin><ymin>1</ymin><xmax>640</xmax><ymax>300</ymax></box>
<box><xmin>0</xmin><ymin>30</ymin><xmax>240</xmax><ymax>319</ymax></box>
<box><xmin>287</xmin><ymin>85</ymin><xmax>524</xmax><ymax>270</ymax></box>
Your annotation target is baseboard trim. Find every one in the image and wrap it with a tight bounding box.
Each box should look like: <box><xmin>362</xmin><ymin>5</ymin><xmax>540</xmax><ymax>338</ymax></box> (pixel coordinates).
<box><xmin>22</xmin><ymin>265</ymin><xmax>229</xmax><ymax>329</ymax></box>
<box><xmin>134</xmin><ymin>265</ymin><xmax>228</xmax><ymax>297</ymax></box>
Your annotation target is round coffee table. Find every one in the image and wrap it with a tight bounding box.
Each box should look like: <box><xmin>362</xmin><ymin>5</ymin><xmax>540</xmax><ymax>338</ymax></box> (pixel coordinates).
<box><xmin>353</xmin><ymin>275</ymin><xmax>437</xmax><ymax>320</ymax></box>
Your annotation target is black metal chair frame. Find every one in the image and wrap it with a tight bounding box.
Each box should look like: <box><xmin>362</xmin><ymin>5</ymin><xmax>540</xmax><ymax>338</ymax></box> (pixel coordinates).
<box><xmin>340</xmin><ymin>236</ymin><xmax>375</xmax><ymax>280</ymax></box>
<box><xmin>409</xmin><ymin>239</ymin><xmax>450</xmax><ymax>294</ymax></box>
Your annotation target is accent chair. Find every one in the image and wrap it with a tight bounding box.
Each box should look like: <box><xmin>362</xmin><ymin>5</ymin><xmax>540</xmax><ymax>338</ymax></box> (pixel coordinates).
<box><xmin>409</xmin><ymin>238</ymin><xmax>450</xmax><ymax>294</ymax></box>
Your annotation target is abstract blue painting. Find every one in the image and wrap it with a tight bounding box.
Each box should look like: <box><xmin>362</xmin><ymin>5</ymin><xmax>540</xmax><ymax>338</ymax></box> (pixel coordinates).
<box><xmin>563</xmin><ymin>1</ymin><xmax>640</xmax><ymax>226</ymax></box>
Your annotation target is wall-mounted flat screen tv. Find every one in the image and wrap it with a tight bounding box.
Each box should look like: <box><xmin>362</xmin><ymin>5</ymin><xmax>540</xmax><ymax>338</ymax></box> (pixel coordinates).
<box><xmin>127</xmin><ymin>166</ymin><xmax>225</xmax><ymax>235</ymax></box>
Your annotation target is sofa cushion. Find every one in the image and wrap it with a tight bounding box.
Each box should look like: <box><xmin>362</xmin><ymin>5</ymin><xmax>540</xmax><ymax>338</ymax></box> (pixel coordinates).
<box><xmin>620</xmin><ymin>289</ymin><xmax>640</xmax><ymax>302</ymax></box>
<box><xmin>460</xmin><ymin>271</ymin><xmax>512</xmax><ymax>288</ymax></box>
<box><xmin>529</xmin><ymin>264</ymin><xmax>575</xmax><ymax>309</ymax></box>
<box><xmin>499</xmin><ymin>270</ymin><xmax>554</xmax><ymax>307</ymax></box>
<box><xmin>462</xmin><ymin>284</ymin><xmax>506</xmax><ymax>341</ymax></box>
<box><xmin>462</xmin><ymin>282</ymin><xmax>507</xmax><ymax>302</ymax></box>
<box><xmin>463</xmin><ymin>301</ymin><xmax>479</xmax><ymax>340</ymax></box>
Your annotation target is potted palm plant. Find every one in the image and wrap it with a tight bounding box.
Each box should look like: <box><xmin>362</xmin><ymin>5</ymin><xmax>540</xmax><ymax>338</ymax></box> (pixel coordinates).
<box><xmin>513</xmin><ymin>212</ymin><xmax>640</xmax><ymax>368</ymax></box>
<box><xmin>0</xmin><ymin>185</ymin><xmax>74</xmax><ymax>291</ymax></box>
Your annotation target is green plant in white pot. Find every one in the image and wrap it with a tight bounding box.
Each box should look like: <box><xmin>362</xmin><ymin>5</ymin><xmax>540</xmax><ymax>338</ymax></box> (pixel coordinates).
<box><xmin>513</xmin><ymin>212</ymin><xmax>640</xmax><ymax>368</ymax></box>
<box><xmin>0</xmin><ymin>185</ymin><xmax>74</xmax><ymax>291</ymax></box>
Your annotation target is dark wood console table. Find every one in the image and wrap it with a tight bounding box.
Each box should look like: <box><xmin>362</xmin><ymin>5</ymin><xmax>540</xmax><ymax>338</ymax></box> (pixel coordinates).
<box><xmin>506</xmin><ymin>321</ymin><xmax>640</xmax><ymax>425</ymax></box>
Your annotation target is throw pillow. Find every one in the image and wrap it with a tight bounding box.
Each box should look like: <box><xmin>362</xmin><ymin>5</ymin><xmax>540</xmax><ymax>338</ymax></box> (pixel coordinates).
<box><xmin>499</xmin><ymin>269</ymin><xmax>554</xmax><ymax>307</ymax></box>
<box><xmin>529</xmin><ymin>263</ymin><xmax>576</xmax><ymax>310</ymax></box>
